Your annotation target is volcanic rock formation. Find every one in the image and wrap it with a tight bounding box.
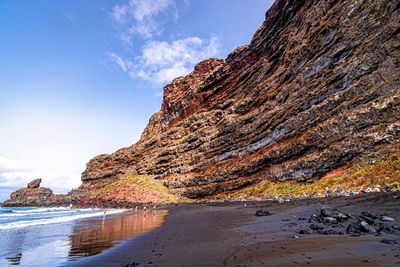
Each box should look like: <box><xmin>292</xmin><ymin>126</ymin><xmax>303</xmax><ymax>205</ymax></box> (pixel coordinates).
<box><xmin>82</xmin><ymin>0</ymin><xmax>400</xmax><ymax>198</ymax></box>
<box><xmin>3</xmin><ymin>179</ymin><xmax>70</xmax><ymax>206</ymax></box>
<box><xmin>27</xmin><ymin>178</ymin><xmax>42</xmax><ymax>189</ymax></box>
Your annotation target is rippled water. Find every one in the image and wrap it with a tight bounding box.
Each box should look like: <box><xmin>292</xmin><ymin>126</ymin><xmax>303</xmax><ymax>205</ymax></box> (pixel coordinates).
<box><xmin>0</xmin><ymin>207</ymin><xmax>168</xmax><ymax>266</ymax></box>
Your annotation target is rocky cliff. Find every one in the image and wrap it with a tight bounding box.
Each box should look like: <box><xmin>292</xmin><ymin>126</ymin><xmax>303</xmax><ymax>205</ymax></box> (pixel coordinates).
<box><xmin>81</xmin><ymin>0</ymin><xmax>400</xmax><ymax>199</ymax></box>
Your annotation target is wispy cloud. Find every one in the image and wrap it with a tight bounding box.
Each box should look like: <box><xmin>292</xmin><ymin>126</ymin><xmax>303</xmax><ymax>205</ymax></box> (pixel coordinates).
<box><xmin>63</xmin><ymin>12</ymin><xmax>75</xmax><ymax>23</ymax></box>
<box><xmin>109</xmin><ymin>36</ymin><xmax>220</xmax><ymax>84</ymax></box>
<box><xmin>108</xmin><ymin>52</ymin><xmax>131</xmax><ymax>72</ymax></box>
<box><xmin>109</xmin><ymin>0</ymin><xmax>221</xmax><ymax>86</ymax></box>
<box><xmin>112</xmin><ymin>0</ymin><xmax>172</xmax><ymax>22</ymax></box>
<box><xmin>112</xmin><ymin>0</ymin><xmax>173</xmax><ymax>43</ymax></box>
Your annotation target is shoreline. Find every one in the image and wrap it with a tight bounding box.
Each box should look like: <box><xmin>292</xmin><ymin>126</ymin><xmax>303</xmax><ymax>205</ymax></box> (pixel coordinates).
<box><xmin>0</xmin><ymin>208</ymin><xmax>169</xmax><ymax>266</ymax></box>
<box><xmin>65</xmin><ymin>192</ymin><xmax>400</xmax><ymax>267</ymax></box>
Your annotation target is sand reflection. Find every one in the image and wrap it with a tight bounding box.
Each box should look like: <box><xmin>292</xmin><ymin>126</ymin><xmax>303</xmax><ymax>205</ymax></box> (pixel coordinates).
<box><xmin>68</xmin><ymin>210</ymin><xmax>168</xmax><ymax>259</ymax></box>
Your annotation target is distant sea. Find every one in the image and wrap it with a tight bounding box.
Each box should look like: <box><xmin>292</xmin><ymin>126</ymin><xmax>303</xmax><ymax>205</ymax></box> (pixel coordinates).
<box><xmin>0</xmin><ymin>207</ymin><xmax>167</xmax><ymax>266</ymax></box>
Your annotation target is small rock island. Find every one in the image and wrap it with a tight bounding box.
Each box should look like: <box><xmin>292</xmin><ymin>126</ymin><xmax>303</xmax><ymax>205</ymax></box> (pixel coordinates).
<box><xmin>3</xmin><ymin>178</ymin><xmax>70</xmax><ymax>207</ymax></box>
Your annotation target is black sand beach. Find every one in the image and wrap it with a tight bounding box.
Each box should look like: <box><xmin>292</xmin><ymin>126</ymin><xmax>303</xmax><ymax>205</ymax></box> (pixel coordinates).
<box><xmin>0</xmin><ymin>209</ymin><xmax>168</xmax><ymax>267</ymax></box>
<box><xmin>68</xmin><ymin>192</ymin><xmax>400</xmax><ymax>267</ymax></box>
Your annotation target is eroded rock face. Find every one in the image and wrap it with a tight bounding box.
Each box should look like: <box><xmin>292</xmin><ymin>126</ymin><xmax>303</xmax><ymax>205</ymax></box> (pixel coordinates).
<box><xmin>82</xmin><ymin>0</ymin><xmax>400</xmax><ymax>198</ymax></box>
<box><xmin>3</xmin><ymin>179</ymin><xmax>69</xmax><ymax>207</ymax></box>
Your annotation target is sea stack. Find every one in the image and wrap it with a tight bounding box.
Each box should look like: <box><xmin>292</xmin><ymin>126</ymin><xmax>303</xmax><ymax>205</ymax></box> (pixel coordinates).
<box><xmin>3</xmin><ymin>179</ymin><xmax>67</xmax><ymax>207</ymax></box>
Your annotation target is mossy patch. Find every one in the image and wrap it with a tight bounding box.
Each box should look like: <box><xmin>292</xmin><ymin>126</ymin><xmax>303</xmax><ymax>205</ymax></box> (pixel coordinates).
<box><xmin>213</xmin><ymin>154</ymin><xmax>400</xmax><ymax>200</ymax></box>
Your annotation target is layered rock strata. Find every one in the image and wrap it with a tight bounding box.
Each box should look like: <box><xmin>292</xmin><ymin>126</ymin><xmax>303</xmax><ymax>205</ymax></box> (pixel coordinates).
<box><xmin>80</xmin><ymin>0</ymin><xmax>399</xmax><ymax>198</ymax></box>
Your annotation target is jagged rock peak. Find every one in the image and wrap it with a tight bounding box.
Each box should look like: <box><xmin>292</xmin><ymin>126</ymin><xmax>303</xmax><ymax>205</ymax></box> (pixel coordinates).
<box><xmin>27</xmin><ymin>178</ymin><xmax>42</xmax><ymax>189</ymax></box>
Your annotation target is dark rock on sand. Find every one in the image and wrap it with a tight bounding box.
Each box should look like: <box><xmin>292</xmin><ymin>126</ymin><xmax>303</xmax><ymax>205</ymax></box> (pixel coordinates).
<box><xmin>321</xmin><ymin>208</ymin><xmax>349</xmax><ymax>222</ymax></box>
<box><xmin>380</xmin><ymin>239</ymin><xmax>398</xmax><ymax>245</ymax></box>
<box><xmin>347</xmin><ymin>220</ymin><xmax>377</xmax><ymax>235</ymax></box>
<box><xmin>305</xmin><ymin>208</ymin><xmax>398</xmax><ymax>237</ymax></box>
<box><xmin>122</xmin><ymin>262</ymin><xmax>140</xmax><ymax>267</ymax></box>
<box><xmin>392</xmin><ymin>224</ymin><xmax>400</xmax><ymax>231</ymax></box>
<box><xmin>323</xmin><ymin>217</ymin><xmax>338</xmax><ymax>224</ymax></box>
<box><xmin>309</xmin><ymin>224</ymin><xmax>323</xmax><ymax>231</ymax></box>
<box><xmin>320</xmin><ymin>208</ymin><xmax>335</xmax><ymax>218</ymax></box>
<box><xmin>318</xmin><ymin>230</ymin><xmax>344</xmax><ymax>235</ymax></box>
<box><xmin>311</xmin><ymin>208</ymin><xmax>348</xmax><ymax>225</ymax></box>
<box><xmin>360</xmin><ymin>212</ymin><xmax>378</xmax><ymax>224</ymax></box>
<box><xmin>255</xmin><ymin>209</ymin><xmax>271</xmax><ymax>217</ymax></box>
<box><xmin>309</xmin><ymin>214</ymin><xmax>321</xmax><ymax>223</ymax></box>
<box><xmin>376</xmin><ymin>223</ymin><xmax>394</xmax><ymax>234</ymax></box>
<box><xmin>360</xmin><ymin>211</ymin><xmax>378</xmax><ymax>220</ymax></box>
<box><xmin>381</xmin><ymin>216</ymin><xmax>396</xmax><ymax>222</ymax></box>
<box><xmin>299</xmin><ymin>229</ymin><xmax>312</xmax><ymax>235</ymax></box>
<box><xmin>360</xmin><ymin>221</ymin><xmax>377</xmax><ymax>234</ymax></box>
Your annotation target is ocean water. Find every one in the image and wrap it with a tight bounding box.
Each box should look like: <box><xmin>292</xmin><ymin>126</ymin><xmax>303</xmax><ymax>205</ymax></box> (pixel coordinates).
<box><xmin>0</xmin><ymin>207</ymin><xmax>168</xmax><ymax>266</ymax></box>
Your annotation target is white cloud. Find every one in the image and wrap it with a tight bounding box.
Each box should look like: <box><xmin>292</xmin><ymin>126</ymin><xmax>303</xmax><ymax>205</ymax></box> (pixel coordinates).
<box><xmin>142</xmin><ymin>37</ymin><xmax>203</xmax><ymax>66</ymax></box>
<box><xmin>108</xmin><ymin>52</ymin><xmax>131</xmax><ymax>72</ymax></box>
<box><xmin>112</xmin><ymin>0</ymin><xmax>172</xmax><ymax>22</ymax></box>
<box><xmin>131</xmin><ymin>0</ymin><xmax>171</xmax><ymax>21</ymax></box>
<box><xmin>108</xmin><ymin>36</ymin><xmax>220</xmax><ymax>84</ymax></box>
<box><xmin>0</xmin><ymin>155</ymin><xmax>80</xmax><ymax>191</ymax></box>
<box><xmin>0</xmin><ymin>156</ymin><xmax>25</xmax><ymax>173</ymax></box>
<box><xmin>153</xmin><ymin>64</ymin><xmax>189</xmax><ymax>83</ymax></box>
<box><xmin>112</xmin><ymin>0</ymin><xmax>173</xmax><ymax>40</ymax></box>
<box><xmin>128</xmin><ymin>23</ymin><xmax>159</xmax><ymax>40</ymax></box>
<box><xmin>109</xmin><ymin>0</ymin><xmax>221</xmax><ymax>85</ymax></box>
<box><xmin>111</xmin><ymin>5</ymin><xmax>128</xmax><ymax>23</ymax></box>
<box><xmin>63</xmin><ymin>12</ymin><xmax>75</xmax><ymax>23</ymax></box>
<box><xmin>0</xmin><ymin>106</ymin><xmax>144</xmax><ymax>194</ymax></box>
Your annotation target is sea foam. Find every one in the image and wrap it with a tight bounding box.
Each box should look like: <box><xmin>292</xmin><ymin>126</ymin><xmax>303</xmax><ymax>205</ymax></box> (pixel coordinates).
<box><xmin>0</xmin><ymin>208</ymin><xmax>125</xmax><ymax>230</ymax></box>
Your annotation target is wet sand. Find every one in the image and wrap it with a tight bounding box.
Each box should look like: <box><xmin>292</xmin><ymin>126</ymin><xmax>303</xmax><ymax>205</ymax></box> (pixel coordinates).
<box><xmin>69</xmin><ymin>193</ymin><xmax>400</xmax><ymax>267</ymax></box>
<box><xmin>0</xmin><ymin>209</ymin><xmax>168</xmax><ymax>267</ymax></box>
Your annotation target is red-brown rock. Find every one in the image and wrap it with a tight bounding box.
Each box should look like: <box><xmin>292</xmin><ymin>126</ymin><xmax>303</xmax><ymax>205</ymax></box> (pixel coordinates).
<box><xmin>79</xmin><ymin>0</ymin><xmax>400</xmax><ymax>198</ymax></box>
<box><xmin>27</xmin><ymin>178</ymin><xmax>42</xmax><ymax>189</ymax></box>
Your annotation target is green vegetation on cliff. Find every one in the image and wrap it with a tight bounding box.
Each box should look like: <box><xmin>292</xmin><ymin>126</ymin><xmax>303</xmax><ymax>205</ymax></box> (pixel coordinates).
<box><xmin>212</xmin><ymin>154</ymin><xmax>400</xmax><ymax>200</ymax></box>
<box><xmin>88</xmin><ymin>175</ymin><xmax>186</xmax><ymax>204</ymax></box>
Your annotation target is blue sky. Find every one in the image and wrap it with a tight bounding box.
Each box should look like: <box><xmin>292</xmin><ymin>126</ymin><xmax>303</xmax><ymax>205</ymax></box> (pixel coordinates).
<box><xmin>0</xmin><ymin>0</ymin><xmax>273</xmax><ymax>200</ymax></box>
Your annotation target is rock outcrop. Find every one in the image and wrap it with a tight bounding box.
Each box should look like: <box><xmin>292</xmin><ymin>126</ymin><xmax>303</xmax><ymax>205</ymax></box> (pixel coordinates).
<box><xmin>27</xmin><ymin>178</ymin><xmax>42</xmax><ymax>189</ymax></box>
<box><xmin>81</xmin><ymin>0</ymin><xmax>400</xmax><ymax>198</ymax></box>
<box><xmin>3</xmin><ymin>179</ymin><xmax>70</xmax><ymax>207</ymax></box>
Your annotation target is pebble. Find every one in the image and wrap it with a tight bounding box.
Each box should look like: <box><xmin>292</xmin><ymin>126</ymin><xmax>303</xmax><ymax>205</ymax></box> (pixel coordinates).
<box><xmin>392</xmin><ymin>224</ymin><xmax>400</xmax><ymax>230</ymax></box>
<box><xmin>380</xmin><ymin>239</ymin><xmax>398</xmax><ymax>245</ymax></box>
<box><xmin>360</xmin><ymin>221</ymin><xmax>377</xmax><ymax>234</ymax></box>
<box><xmin>299</xmin><ymin>229</ymin><xmax>312</xmax><ymax>235</ymax></box>
<box><xmin>318</xmin><ymin>229</ymin><xmax>343</xmax><ymax>235</ymax></box>
<box><xmin>309</xmin><ymin>224</ymin><xmax>323</xmax><ymax>230</ymax></box>
<box><xmin>381</xmin><ymin>216</ymin><xmax>395</xmax><ymax>222</ymax></box>
<box><xmin>255</xmin><ymin>209</ymin><xmax>271</xmax><ymax>217</ymax></box>
<box><xmin>323</xmin><ymin>217</ymin><xmax>338</xmax><ymax>224</ymax></box>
